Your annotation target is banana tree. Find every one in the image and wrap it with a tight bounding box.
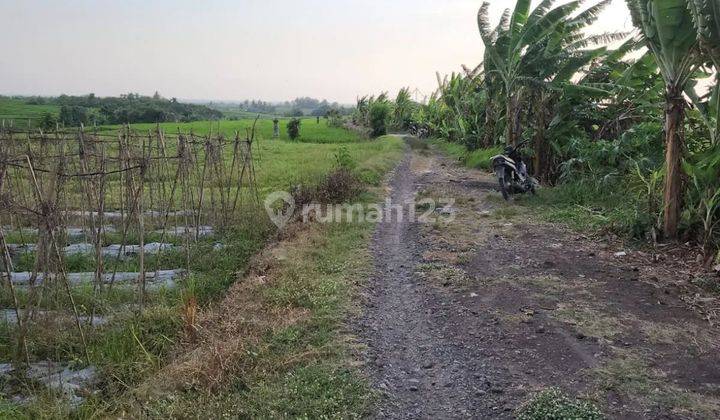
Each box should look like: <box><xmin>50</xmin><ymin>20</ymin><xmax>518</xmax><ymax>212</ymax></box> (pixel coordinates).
<box><xmin>478</xmin><ymin>0</ymin><xmax>583</xmax><ymax>146</ymax></box>
<box><xmin>689</xmin><ymin>0</ymin><xmax>720</xmax><ymax>143</ymax></box>
<box><xmin>626</xmin><ymin>0</ymin><xmax>699</xmax><ymax>239</ymax></box>
<box><xmin>527</xmin><ymin>0</ymin><xmax>628</xmax><ymax>181</ymax></box>
<box><xmin>393</xmin><ymin>87</ymin><xmax>416</xmax><ymax>130</ymax></box>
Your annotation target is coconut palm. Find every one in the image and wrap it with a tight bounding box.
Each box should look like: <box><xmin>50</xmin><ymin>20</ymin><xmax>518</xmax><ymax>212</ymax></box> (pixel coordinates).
<box><xmin>626</xmin><ymin>0</ymin><xmax>699</xmax><ymax>239</ymax></box>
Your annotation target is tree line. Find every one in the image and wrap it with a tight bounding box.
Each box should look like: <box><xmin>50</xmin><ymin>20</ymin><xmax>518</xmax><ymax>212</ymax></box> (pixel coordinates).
<box><xmin>25</xmin><ymin>92</ymin><xmax>223</xmax><ymax>127</ymax></box>
<box><xmin>237</xmin><ymin>97</ymin><xmax>353</xmax><ymax>117</ymax></box>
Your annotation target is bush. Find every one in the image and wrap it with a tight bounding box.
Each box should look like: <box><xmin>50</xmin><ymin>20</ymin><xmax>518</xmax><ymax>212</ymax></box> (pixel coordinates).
<box><xmin>517</xmin><ymin>388</ymin><xmax>604</xmax><ymax>420</ymax></box>
<box><xmin>369</xmin><ymin>101</ymin><xmax>391</xmax><ymax>138</ymax></box>
<box><xmin>288</xmin><ymin>118</ymin><xmax>302</xmax><ymax>140</ymax></box>
<box><xmin>39</xmin><ymin>112</ymin><xmax>57</xmax><ymax>131</ymax></box>
<box><xmin>291</xmin><ymin>168</ymin><xmax>360</xmax><ymax>207</ymax></box>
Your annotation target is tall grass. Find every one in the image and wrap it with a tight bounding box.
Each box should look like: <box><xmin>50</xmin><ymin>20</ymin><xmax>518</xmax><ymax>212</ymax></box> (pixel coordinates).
<box><xmin>430</xmin><ymin>139</ymin><xmax>501</xmax><ymax>171</ymax></box>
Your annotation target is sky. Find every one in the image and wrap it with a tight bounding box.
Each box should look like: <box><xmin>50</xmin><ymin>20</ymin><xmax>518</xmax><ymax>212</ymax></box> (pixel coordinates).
<box><xmin>0</xmin><ymin>0</ymin><xmax>634</xmax><ymax>104</ymax></box>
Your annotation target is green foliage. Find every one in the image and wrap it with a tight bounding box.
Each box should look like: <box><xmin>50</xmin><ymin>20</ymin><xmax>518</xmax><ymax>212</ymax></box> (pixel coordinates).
<box><xmin>431</xmin><ymin>140</ymin><xmax>501</xmax><ymax>171</ymax></box>
<box><xmin>465</xmin><ymin>147</ymin><xmax>503</xmax><ymax>171</ymax></box>
<box><xmin>683</xmin><ymin>142</ymin><xmax>720</xmax><ymax>250</ymax></box>
<box><xmin>517</xmin><ymin>388</ymin><xmax>604</xmax><ymax>420</ymax></box>
<box><xmin>237</xmin><ymin>364</ymin><xmax>370</xmax><ymax>418</ymax></box>
<box><xmin>39</xmin><ymin>112</ymin><xmax>57</xmax><ymax>131</ymax></box>
<box><xmin>334</xmin><ymin>146</ymin><xmax>356</xmax><ymax>170</ymax></box>
<box><xmin>626</xmin><ymin>0</ymin><xmax>698</xmax><ymax>89</ymax></box>
<box><xmin>59</xmin><ymin>105</ymin><xmax>89</xmax><ymax>127</ymax></box>
<box><xmin>326</xmin><ymin>108</ymin><xmax>344</xmax><ymax>128</ymax></box>
<box><xmin>393</xmin><ymin>87</ymin><xmax>417</xmax><ymax>130</ymax></box>
<box><xmin>2</xmin><ymin>94</ymin><xmax>224</xmax><ymax>128</ymax></box>
<box><xmin>287</xmin><ymin>118</ymin><xmax>302</xmax><ymax>140</ymax></box>
<box><xmin>369</xmin><ymin>98</ymin><xmax>391</xmax><ymax>138</ymax></box>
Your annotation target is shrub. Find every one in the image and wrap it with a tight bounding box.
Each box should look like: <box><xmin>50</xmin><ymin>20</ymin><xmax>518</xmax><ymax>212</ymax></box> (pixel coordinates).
<box><xmin>39</xmin><ymin>112</ymin><xmax>57</xmax><ymax>131</ymax></box>
<box><xmin>369</xmin><ymin>101</ymin><xmax>391</xmax><ymax>138</ymax></box>
<box><xmin>291</xmin><ymin>168</ymin><xmax>360</xmax><ymax>207</ymax></box>
<box><xmin>334</xmin><ymin>146</ymin><xmax>356</xmax><ymax>170</ymax></box>
<box><xmin>516</xmin><ymin>388</ymin><xmax>604</xmax><ymax>420</ymax></box>
<box><xmin>288</xmin><ymin>118</ymin><xmax>301</xmax><ymax>140</ymax></box>
<box><xmin>316</xmin><ymin>168</ymin><xmax>360</xmax><ymax>203</ymax></box>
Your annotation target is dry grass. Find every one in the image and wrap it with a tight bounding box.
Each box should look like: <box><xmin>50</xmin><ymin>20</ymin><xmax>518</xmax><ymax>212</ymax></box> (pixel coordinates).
<box><xmin>134</xmin><ymin>226</ymin><xmax>316</xmax><ymax>397</ymax></box>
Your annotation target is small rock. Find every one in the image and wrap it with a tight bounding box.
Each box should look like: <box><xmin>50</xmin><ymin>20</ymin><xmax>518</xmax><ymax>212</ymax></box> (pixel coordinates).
<box><xmin>422</xmin><ymin>362</ymin><xmax>434</xmax><ymax>369</ymax></box>
<box><xmin>614</xmin><ymin>251</ymin><xmax>627</xmax><ymax>257</ymax></box>
<box><xmin>409</xmin><ymin>385</ymin><xmax>419</xmax><ymax>392</ymax></box>
<box><xmin>469</xmin><ymin>292</ymin><xmax>479</xmax><ymax>298</ymax></box>
<box><xmin>535</xmin><ymin>326</ymin><xmax>546</xmax><ymax>334</ymax></box>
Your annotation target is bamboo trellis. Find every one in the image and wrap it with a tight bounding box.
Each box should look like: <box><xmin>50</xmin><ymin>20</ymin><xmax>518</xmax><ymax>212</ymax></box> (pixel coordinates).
<box><xmin>0</xmin><ymin>123</ymin><xmax>259</xmax><ymax>366</ymax></box>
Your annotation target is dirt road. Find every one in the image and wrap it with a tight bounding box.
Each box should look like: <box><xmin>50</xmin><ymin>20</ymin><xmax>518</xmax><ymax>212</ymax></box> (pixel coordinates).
<box><xmin>357</xmin><ymin>139</ymin><xmax>720</xmax><ymax>419</ymax></box>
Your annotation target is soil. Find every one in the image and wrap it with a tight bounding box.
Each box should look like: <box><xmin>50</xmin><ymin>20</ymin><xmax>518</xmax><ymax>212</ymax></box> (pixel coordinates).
<box><xmin>356</xmin><ymin>139</ymin><xmax>720</xmax><ymax>419</ymax></box>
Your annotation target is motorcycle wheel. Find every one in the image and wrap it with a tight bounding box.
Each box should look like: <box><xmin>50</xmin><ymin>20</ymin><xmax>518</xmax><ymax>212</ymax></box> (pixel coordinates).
<box><xmin>496</xmin><ymin>168</ymin><xmax>511</xmax><ymax>201</ymax></box>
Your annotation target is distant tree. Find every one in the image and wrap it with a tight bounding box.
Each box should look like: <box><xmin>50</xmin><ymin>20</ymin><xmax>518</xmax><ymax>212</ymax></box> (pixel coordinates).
<box><xmin>39</xmin><ymin>112</ymin><xmax>57</xmax><ymax>131</ymax></box>
<box><xmin>25</xmin><ymin>97</ymin><xmax>47</xmax><ymax>105</ymax></box>
<box><xmin>326</xmin><ymin>108</ymin><xmax>344</xmax><ymax>128</ymax></box>
<box><xmin>369</xmin><ymin>100</ymin><xmax>391</xmax><ymax>138</ymax></box>
<box><xmin>284</xmin><ymin>108</ymin><xmax>304</xmax><ymax>117</ymax></box>
<box><xmin>287</xmin><ymin>118</ymin><xmax>301</xmax><ymax>140</ymax></box>
<box><xmin>59</xmin><ymin>105</ymin><xmax>88</xmax><ymax>127</ymax></box>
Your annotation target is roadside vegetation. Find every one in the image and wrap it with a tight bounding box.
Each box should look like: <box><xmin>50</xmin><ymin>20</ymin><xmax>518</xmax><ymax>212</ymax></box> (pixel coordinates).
<box><xmin>364</xmin><ymin>0</ymin><xmax>720</xmax><ymax>260</ymax></box>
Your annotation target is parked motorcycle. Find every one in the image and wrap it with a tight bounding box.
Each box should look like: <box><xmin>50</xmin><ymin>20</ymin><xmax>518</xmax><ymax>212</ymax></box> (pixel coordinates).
<box><xmin>409</xmin><ymin>123</ymin><xmax>430</xmax><ymax>139</ymax></box>
<box><xmin>491</xmin><ymin>140</ymin><xmax>538</xmax><ymax>200</ymax></box>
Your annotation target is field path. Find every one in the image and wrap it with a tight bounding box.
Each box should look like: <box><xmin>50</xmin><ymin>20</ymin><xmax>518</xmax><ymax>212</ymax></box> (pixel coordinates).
<box><xmin>356</xmin><ymin>137</ymin><xmax>720</xmax><ymax>418</ymax></box>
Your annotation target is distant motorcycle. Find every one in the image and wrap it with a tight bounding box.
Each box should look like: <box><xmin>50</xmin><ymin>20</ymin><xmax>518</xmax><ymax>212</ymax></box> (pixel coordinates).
<box><xmin>491</xmin><ymin>140</ymin><xmax>538</xmax><ymax>200</ymax></box>
<box><xmin>409</xmin><ymin>123</ymin><xmax>430</xmax><ymax>139</ymax></box>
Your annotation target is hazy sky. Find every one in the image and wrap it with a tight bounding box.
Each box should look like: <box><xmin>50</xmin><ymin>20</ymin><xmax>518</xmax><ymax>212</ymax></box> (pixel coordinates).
<box><xmin>0</xmin><ymin>0</ymin><xmax>634</xmax><ymax>103</ymax></box>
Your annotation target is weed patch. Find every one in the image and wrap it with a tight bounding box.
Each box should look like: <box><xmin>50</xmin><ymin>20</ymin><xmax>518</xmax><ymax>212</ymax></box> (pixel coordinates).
<box><xmin>517</xmin><ymin>388</ymin><xmax>604</xmax><ymax>420</ymax></box>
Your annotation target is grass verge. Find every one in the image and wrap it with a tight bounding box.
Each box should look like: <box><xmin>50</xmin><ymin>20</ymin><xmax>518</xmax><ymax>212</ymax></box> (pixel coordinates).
<box><xmin>132</xmin><ymin>220</ymin><xmax>377</xmax><ymax>418</ymax></box>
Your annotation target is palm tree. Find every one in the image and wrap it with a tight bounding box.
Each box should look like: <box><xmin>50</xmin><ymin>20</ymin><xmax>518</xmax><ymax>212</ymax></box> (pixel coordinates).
<box><xmin>626</xmin><ymin>0</ymin><xmax>698</xmax><ymax>239</ymax></box>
